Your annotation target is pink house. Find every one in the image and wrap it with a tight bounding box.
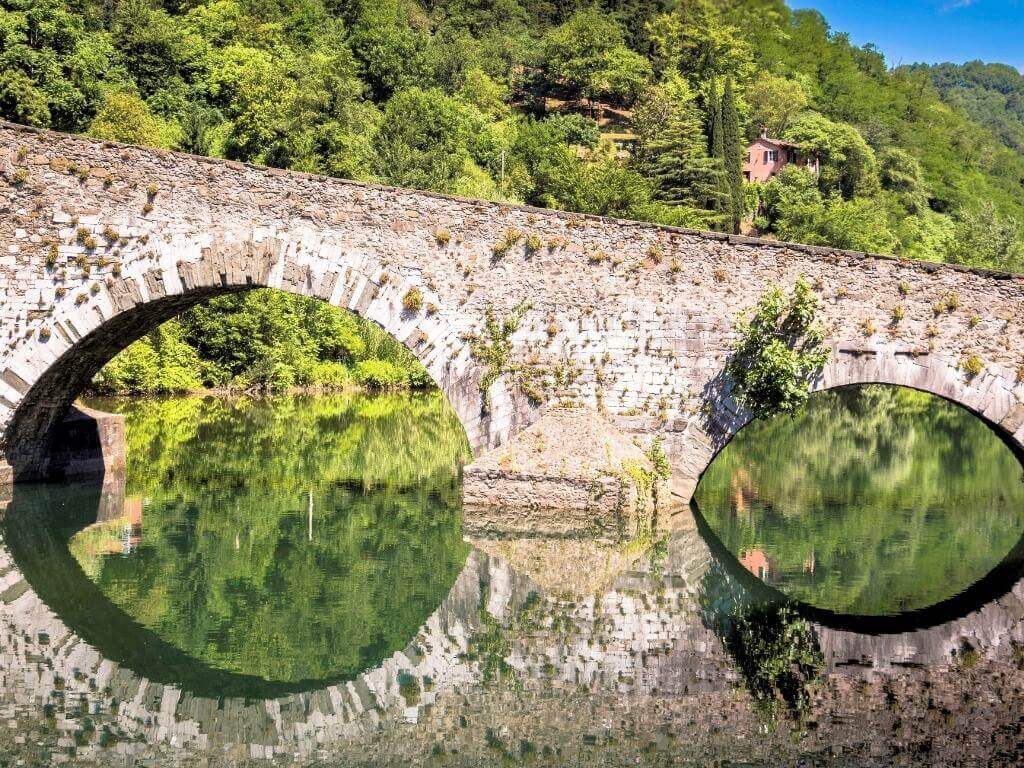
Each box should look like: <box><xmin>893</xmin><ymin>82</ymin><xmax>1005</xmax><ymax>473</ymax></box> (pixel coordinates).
<box><xmin>743</xmin><ymin>134</ymin><xmax>820</xmax><ymax>183</ymax></box>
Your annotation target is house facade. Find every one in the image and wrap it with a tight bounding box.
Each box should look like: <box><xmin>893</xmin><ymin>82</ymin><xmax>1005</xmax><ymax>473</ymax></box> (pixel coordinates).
<box><xmin>743</xmin><ymin>134</ymin><xmax>820</xmax><ymax>183</ymax></box>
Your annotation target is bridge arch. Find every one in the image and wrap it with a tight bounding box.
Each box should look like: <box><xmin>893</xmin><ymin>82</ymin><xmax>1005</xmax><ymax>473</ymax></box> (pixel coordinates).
<box><xmin>6</xmin><ymin>122</ymin><xmax>1024</xmax><ymax>493</ymax></box>
<box><xmin>0</xmin><ymin>232</ymin><xmax>516</xmax><ymax>480</ymax></box>
<box><xmin>672</xmin><ymin>346</ymin><xmax>1024</xmax><ymax>501</ymax></box>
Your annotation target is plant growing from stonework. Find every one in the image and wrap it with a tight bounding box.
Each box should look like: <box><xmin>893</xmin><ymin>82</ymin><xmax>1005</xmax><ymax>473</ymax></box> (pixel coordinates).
<box><xmin>470</xmin><ymin>302</ymin><xmax>530</xmax><ymax>412</ymax></box>
<box><xmin>647</xmin><ymin>437</ymin><xmax>670</xmax><ymax>480</ymax></box>
<box><xmin>961</xmin><ymin>353</ymin><xmax>983</xmax><ymax>378</ymax></box>
<box><xmin>725</xmin><ymin>278</ymin><xmax>829</xmax><ymax>419</ymax></box>
<box><xmin>402</xmin><ymin>286</ymin><xmax>423</xmax><ymax>314</ymax></box>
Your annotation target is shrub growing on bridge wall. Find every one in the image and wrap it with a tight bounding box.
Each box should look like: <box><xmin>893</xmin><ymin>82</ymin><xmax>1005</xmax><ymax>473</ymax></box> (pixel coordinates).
<box><xmin>725</xmin><ymin>278</ymin><xmax>829</xmax><ymax>419</ymax></box>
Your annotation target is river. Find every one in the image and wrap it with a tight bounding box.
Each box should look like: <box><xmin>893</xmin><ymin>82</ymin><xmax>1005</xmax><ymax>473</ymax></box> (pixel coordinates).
<box><xmin>0</xmin><ymin>387</ymin><xmax>1022</xmax><ymax>766</ymax></box>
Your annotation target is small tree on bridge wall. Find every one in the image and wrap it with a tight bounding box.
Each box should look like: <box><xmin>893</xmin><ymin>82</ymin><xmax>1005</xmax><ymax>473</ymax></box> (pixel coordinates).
<box><xmin>726</xmin><ymin>278</ymin><xmax>829</xmax><ymax>419</ymax></box>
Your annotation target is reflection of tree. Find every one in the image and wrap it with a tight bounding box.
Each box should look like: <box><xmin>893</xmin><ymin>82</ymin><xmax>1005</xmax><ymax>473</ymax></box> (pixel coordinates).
<box><xmin>723</xmin><ymin>603</ymin><xmax>822</xmax><ymax>723</ymax></box>
<box><xmin>68</xmin><ymin>392</ymin><xmax>472</xmax><ymax>684</ymax></box>
<box><xmin>696</xmin><ymin>385</ymin><xmax>1024</xmax><ymax>614</ymax></box>
<box><xmin>693</xmin><ymin>548</ymin><xmax>822</xmax><ymax>725</ymax></box>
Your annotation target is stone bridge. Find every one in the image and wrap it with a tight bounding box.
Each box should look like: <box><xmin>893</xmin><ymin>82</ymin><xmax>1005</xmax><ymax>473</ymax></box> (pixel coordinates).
<box><xmin>3</xmin><ymin>121</ymin><xmax>1024</xmax><ymax>494</ymax></box>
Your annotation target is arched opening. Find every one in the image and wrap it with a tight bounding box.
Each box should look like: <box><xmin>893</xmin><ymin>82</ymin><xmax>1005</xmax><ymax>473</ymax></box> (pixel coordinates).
<box><xmin>0</xmin><ymin>240</ymin><xmax>505</xmax><ymax>482</ymax></box>
<box><xmin>691</xmin><ymin>382</ymin><xmax>1024</xmax><ymax>627</ymax></box>
<box><xmin>0</xmin><ymin>280</ymin><xmax>486</xmax><ymax>689</ymax></box>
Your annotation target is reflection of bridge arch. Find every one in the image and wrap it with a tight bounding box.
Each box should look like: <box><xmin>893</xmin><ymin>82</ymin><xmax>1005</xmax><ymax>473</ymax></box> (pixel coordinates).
<box><xmin>2</xmin><ymin>496</ymin><xmax>1024</xmax><ymax>756</ymax></box>
<box><xmin>0</xmin><ymin>483</ymin><xmax>500</xmax><ymax>751</ymax></box>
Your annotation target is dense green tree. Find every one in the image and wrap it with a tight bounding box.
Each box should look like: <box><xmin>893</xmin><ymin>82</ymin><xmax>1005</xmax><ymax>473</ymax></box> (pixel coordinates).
<box><xmin>877</xmin><ymin>146</ymin><xmax>928</xmax><ymax>213</ymax></box>
<box><xmin>708</xmin><ymin>78</ymin><xmax>728</xmax><ymax>216</ymax></box>
<box><xmin>944</xmin><ymin>202</ymin><xmax>1024</xmax><ymax>273</ymax></box>
<box><xmin>539</xmin><ymin>9</ymin><xmax>645</xmax><ymax>107</ymax></box>
<box><xmin>721</xmin><ymin>78</ymin><xmax>743</xmax><ymax>233</ymax></box>
<box><xmin>95</xmin><ymin>290</ymin><xmax>430</xmax><ymax>394</ymax></box>
<box><xmin>0</xmin><ymin>0</ymin><xmax>123</xmax><ymax>129</ymax></box>
<box><xmin>96</xmin><ymin>320</ymin><xmax>205</xmax><ymax>394</ymax></box>
<box><xmin>632</xmin><ymin>74</ymin><xmax>723</xmax><ymax>221</ymax></box>
<box><xmin>87</xmin><ymin>88</ymin><xmax>176</xmax><ymax>146</ymax></box>
<box><xmin>745</xmin><ymin>72</ymin><xmax>808</xmax><ymax>138</ymax></box>
<box><xmin>372</xmin><ymin>86</ymin><xmax>478</xmax><ymax>191</ymax></box>
<box><xmin>348</xmin><ymin>0</ymin><xmax>431</xmax><ymax>101</ymax></box>
<box><xmin>760</xmin><ymin>167</ymin><xmax>897</xmax><ymax>252</ymax></box>
<box><xmin>646</xmin><ymin>0</ymin><xmax>752</xmax><ymax>83</ymax></box>
<box><xmin>782</xmin><ymin>112</ymin><xmax>878</xmax><ymax>198</ymax></box>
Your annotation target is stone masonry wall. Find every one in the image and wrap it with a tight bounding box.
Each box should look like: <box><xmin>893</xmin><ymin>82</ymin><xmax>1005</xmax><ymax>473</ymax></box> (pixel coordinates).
<box><xmin>3</xmin><ymin>121</ymin><xmax>1024</xmax><ymax>492</ymax></box>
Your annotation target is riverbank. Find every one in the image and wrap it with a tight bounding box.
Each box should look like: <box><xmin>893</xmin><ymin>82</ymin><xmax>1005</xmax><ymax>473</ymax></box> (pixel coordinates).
<box><xmin>85</xmin><ymin>378</ymin><xmax>437</xmax><ymax>399</ymax></box>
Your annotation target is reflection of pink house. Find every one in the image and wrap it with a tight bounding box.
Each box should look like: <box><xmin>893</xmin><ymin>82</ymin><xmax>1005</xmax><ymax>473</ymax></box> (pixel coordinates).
<box><xmin>743</xmin><ymin>134</ymin><xmax>820</xmax><ymax>183</ymax></box>
<box><xmin>740</xmin><ymin>548</ymin><xmax>772</xmax><ymax>580</ymax></box>
<box><xmin>121</xmin><ymin>495</ymin><xmax>143</xmax><ymax>552</ymax></box>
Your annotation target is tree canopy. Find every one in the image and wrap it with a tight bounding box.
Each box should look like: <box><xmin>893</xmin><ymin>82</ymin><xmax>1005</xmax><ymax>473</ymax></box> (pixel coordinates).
<box><xmin>4</xmin><ymin>0</ymin><xmax>1023</xmax><ymax>389</ymax></box>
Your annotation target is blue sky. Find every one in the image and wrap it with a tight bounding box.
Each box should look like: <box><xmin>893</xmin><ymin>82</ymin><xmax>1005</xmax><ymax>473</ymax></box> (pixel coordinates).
<box><xmin>790</xmin><ymin>0</ymin><xmax>1024</xmax><ymax>71</ymax></box>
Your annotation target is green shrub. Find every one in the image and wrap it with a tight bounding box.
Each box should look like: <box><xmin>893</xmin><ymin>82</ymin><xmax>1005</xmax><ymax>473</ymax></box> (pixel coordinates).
<box><xmin>355</xmin><ymin>359</ymin><xmax>408</xmax><ymax>389</ymax></box>
<box><xmin>309</xmin><ymin>361</ymin><xmax>354</xmax><ymax>389</ymax></box>
<box><xmin>725</xmin><ymin>278</ymin><xmax>829</xmax><ymax>419</ymax></box>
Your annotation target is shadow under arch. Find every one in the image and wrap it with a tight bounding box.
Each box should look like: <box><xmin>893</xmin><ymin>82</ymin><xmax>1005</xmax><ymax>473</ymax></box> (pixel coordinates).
<box><xmin>689</xmin><ymin>497</ymin><xmax>1024</xmax><ymax>635</ymax></box>
<box><xmin>1</xmin><ymin>473</ymin><xmax>474</xmax><ymax>700</ymax></box>
<box><xmin>0</xmin><ymin>236</ymin><xmax>504</xmax><ymax>481</ymax></box>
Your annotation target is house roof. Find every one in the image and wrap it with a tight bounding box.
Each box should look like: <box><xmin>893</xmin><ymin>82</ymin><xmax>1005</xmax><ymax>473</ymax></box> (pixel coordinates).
<box><xmin>750</xmin><ymin>136</ymin><xmax>802</xmax><ymax>149</ymax></box>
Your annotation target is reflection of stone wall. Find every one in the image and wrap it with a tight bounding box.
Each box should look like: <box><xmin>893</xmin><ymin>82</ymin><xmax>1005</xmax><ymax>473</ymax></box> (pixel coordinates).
<box><xmin>1</xmin><ymin>506</ymin><xmax>1024</xmax><ymax>765</ymax></box>
<box><xmin>5</xmin><ymin>122</ymin><xmax>1024</xmax><ymax>493</ymax></box>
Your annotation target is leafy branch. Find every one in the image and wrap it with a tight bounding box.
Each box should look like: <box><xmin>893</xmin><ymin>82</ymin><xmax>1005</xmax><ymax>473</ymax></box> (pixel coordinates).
<box><xmin>725</xmin><ymin>277</ymin><xmax>829</xmax><ymax>419</ymax></box>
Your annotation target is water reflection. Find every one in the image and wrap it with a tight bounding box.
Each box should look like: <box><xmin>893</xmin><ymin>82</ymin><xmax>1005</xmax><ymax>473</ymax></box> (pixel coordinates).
<box><xmin>3</xmin><ymin>490</ymin><xmax>1024</xmax><ymax>763</ymax></box>
<box><xmin>43</xmin><ymin>393</ymin><xmax>469</xmax><ymax>691</ymax></box>
<box><xmin>1</xmin><ymin>392</ymin><xmax>1024</xmax><ymax>764</ymax></box>
<box><xmin>695</xmin><ymin>384</ymin><xmax>1024</xmax><ymax>616</ymax></box>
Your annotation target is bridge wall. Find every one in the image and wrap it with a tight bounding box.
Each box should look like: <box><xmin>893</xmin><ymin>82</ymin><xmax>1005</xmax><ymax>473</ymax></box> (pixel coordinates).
<box><xmin>3</xmin><ymin>121</ymin><xmax>1024</xmax><ymax>490</ymax></box>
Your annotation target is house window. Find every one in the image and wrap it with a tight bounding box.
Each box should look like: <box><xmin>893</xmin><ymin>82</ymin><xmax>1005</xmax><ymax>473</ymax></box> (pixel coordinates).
<box><xmin>743</xmin><ymin>171</ymin><xmax>751</xmax><ymax>182</ymax></box>
<box><xmin>787</xmin><ymin>149</ymin><xmax>797</xmax><ymax>163</ymax></box>
<box><xmin>766</xmin><ymin>150</ymin><xmax>779</xmax><ymax>162</ymax></box>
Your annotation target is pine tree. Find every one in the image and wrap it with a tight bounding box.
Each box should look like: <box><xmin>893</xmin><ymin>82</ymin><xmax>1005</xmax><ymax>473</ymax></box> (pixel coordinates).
<box><xmin>722</xmin><ymin>78</ymin><xmax>744</xmax><ymax>234</ymax></box>
<box><xmin>633</xmin><ymin>74</ymin><xmax>725</xmax><ymax>217</ymax></box>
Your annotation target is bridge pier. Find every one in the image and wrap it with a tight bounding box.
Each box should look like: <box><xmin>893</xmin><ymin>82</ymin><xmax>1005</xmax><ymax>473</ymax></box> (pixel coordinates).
<box><xmin>0</xmin><ymin>405</ymin><xmax>125</xmax><ymax>484</ymax></box>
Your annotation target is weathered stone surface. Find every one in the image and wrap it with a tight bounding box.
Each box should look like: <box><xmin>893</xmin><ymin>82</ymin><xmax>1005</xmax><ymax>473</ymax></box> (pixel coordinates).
<box><xmin>1</xmin><ymin>492</ymin><xmax>1023</xmax><ymax>766</ymax></box>
<box><xmin>1</xmin><ymin>121</ymin><xmax>1024</xmax><ymax>492</ymax></box>
<box><xmin>463</xmin><ymin>407</ymin><xmax>668</xmax><ymax>540</ymax></box>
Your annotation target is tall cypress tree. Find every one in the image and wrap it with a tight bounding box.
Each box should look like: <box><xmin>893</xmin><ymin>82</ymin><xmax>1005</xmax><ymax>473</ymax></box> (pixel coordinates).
<box><xmin>721</xmin><ymin>78</ymin><xmax>744</xmax><ymax>234</ymax></box>
<box><xmin>709</xmin><ymin>79</ymin><xmax>724</xmax><ymax>161</ymax></box>
<box><xmin>708</xmin><ymin>79</ymin><xmax>727</xmax><ymax>217</ymax></box>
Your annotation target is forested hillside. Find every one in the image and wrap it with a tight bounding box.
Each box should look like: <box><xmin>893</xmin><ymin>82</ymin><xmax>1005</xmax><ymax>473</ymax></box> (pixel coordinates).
<box><xmin>909</xmin><ymin>61</ymin><xmax>1024</xmax><ymax>157</ymax></box>
<box><xmin>3</xmin><ymin>0</ymin><xmax>1023</xmax><ymax>390</ymax></box>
